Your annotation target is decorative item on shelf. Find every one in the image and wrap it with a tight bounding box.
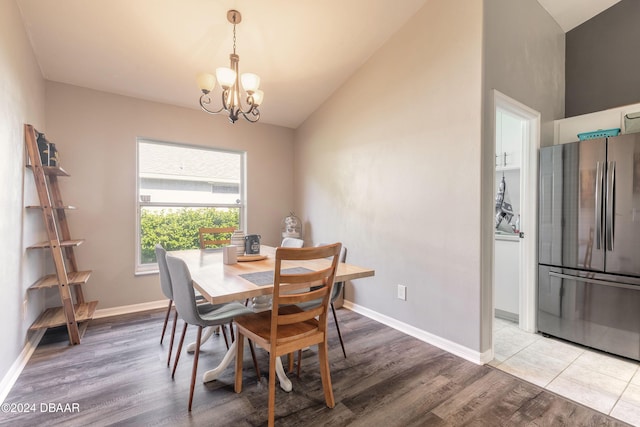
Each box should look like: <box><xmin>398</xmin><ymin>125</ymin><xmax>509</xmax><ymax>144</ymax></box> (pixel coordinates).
<box><xmin>281</xmin><ymin>211</ymin><xmax>301</xmax><ymax>239</ymax></box>
<box><xmin>36</xmin><ymin>131</ymin><xmax>49</xmax><ymax>165</ymax></box>
<box><xmin>230</xmin><ymin>230</ymin><xmax>245</xmax><ymax>256</ymax></box>
<box><xmin>244</xmin><ymin>234</ymin><xmax>261</xmax><ymax>255</ymax></box>
<box><xmin>577</xmin><ymin>128</ymin><xmax>620</xmax><ymax>141</ymax></box>
<box><xmin>196</xmin><ymin>9</ymin><xmax>263</xmax><ymax>124</ymax></box>
<box><xmin>48</xmin><ymin>144</ymin><xmax>59</xmax><ymax>167</ymax></box>
<box><xmin>35</xmin><ymin>131</ymin><xmax>59</xmax><ymax>167</ymax></box>
<box><xmin>623</xmin><ymin>112</ymin><xmax>640</xmax><ymax>134</ymax></box>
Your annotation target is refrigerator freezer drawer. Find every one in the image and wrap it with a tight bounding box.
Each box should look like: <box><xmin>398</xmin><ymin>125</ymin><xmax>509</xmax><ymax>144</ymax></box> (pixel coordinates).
<box><xmin>538</xmin><ymin>265</ymin><xmax>640</xmax><ymax>361</ymax></box>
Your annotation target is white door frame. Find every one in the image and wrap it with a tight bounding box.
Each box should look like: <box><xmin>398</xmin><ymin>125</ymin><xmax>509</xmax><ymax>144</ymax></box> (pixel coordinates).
<box><xmin>493</xmin><ymin>90</ymin><xmax>540</xmax><ymax>333</ymax></box>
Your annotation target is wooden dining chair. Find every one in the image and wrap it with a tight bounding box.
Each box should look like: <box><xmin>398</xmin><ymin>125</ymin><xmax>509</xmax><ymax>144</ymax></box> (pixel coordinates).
<box><xmin>198</xmin><ymin>226</ymin><xmax>236</xmax><ymax>249</ymax></box>
<box><xmin>291</xmin><ymin>244</ymin><xmax>348</xmax><ymax>375</ymax></box>
<box><xmin>166</xmin><ymin>254</ymin><xmax>261</xmax><ymax>411</ymax></box>
<box><xmin>234</xmin><ymin>243</ymin><xmax>342</xmax><ymax>427</ymax></box>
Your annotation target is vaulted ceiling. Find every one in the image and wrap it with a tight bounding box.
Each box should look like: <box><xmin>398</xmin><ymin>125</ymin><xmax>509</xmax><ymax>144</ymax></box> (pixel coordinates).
<box><xmin>16</xmin><ymin>0</ymin><xmax>620</xmax><ymax>129</ymax></box>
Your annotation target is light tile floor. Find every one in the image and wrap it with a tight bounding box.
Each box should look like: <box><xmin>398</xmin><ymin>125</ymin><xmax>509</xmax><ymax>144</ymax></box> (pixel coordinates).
<box><xmin>491</xmin><ymin>317</ymin><xmax>640</xmax><ymax>426</ymax></box>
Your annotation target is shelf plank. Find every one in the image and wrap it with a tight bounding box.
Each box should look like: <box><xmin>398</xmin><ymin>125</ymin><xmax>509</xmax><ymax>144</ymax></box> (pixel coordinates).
<box><xmin>30</xmin><ymin>270</ymin><xmax>92</xmax><ymax>290</ymax></box>
<box><xmin>27</xmin><ymin>239</ymin><xmax>85</xmax><ymax>249</ymax></box>
<box><xmin>26</xmin><ymin>205</ymin><xmax>77</xmax><ymax>210</ymax></box>
<box><xmin>26</xmin><ymin>164</ymin><xmax>70</xmax><ymax>177</ymax></box>
<box><xmin>29</xmin><ymin>301</ymin><xmax>98</xmax><ymax>331</ymax></box>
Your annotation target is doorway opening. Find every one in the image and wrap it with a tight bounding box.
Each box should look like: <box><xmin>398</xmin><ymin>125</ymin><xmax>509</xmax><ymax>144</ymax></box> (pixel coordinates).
<box><xmin>492</xmin><ymin>91</ymin><xmax>540</xmax><ymax>355</ymax></box>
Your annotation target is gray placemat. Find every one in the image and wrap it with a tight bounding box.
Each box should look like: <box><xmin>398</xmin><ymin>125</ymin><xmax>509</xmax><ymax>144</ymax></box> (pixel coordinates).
<box><xmin>240</xmin><ymin>267</ymin><xmax>313</xmax><ymax>286</ymax></box>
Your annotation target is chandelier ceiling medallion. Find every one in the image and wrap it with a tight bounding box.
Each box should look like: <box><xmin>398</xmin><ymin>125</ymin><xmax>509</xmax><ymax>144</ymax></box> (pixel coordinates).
<box><xmin>197</xmin><ymin>10</ymin><xmax>263</xmax><ymax>124</ymax></box>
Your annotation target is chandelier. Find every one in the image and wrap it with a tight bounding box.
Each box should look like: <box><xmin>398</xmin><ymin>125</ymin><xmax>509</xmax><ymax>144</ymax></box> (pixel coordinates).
<box><xmin>197</xmin><ymin>10</ymin><xmax>263</xmax><ymax>123</ymax></box>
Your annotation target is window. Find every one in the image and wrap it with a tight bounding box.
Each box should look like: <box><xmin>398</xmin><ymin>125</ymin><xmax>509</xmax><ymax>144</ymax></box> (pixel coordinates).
<box><xmin>136</xmin><ymin>139</ymin><xmax>245</xmax><ymax>273</ymax></box>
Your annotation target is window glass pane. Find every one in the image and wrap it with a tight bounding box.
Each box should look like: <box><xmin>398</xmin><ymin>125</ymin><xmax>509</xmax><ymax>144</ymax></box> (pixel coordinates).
<box><xmin>136</xmin><ymin>139</ymin><xmax>244</xmax><ymax>270</ymax></box>
<box><xmin>138</xmin><ymin>141</ymin><xmax>241</xmax><ymax>205</ymax></box>
<box><xmin>140</xmin><ymin>206</ymin><xmax>240</xmax><ymax>264</ymax></box>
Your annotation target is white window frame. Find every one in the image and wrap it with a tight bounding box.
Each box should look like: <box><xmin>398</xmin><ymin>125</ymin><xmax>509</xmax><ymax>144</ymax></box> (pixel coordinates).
<box><xmin>135</xmin><ymin>138</ymin><xmax>246</xmax><ymax>274</ymax></box>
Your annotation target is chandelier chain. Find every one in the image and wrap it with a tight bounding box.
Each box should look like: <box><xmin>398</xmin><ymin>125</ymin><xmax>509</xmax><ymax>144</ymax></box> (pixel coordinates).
<box><xmin>232</xmin><ymin>22</ymin><xmax>236</xmax><ymax>54</ymax></box>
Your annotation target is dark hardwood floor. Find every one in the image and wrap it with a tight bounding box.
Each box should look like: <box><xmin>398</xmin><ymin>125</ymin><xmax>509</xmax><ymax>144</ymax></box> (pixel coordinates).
<box><xmin>2</xmin><ymin>308</ymin><xmax>629</xmax><ymax>426</ymax></box>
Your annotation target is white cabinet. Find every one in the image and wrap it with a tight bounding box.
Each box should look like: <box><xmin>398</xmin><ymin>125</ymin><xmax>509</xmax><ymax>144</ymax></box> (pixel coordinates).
<box><xmin>553</xmin><ymin>101</ymin><xmax>640</xmax><ymax>145</ymax></box>
<box><xmin>496</xmin><ymin>109</ymin><xmax>522</xmax><ymax>170</ymax></box>
<box><xmin>495</xmin><ymin>237</ymin><xmax>520</xmax><ymax>320</ymax></box>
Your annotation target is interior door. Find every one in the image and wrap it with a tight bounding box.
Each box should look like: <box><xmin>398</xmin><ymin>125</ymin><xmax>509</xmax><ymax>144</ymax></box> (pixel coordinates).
<box><xmin>605</xmin><ymin>133</ymin><xmax>640</xmax><ymax>276</ymax></box>
<box><xmin>538</xmin><ymin>139</ymin><xmax>605</xmax><ymax>271</ymax></box>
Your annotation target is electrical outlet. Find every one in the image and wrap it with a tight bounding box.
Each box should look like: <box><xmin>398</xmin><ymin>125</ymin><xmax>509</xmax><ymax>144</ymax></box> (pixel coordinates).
<box><xmin>397</xmin><ymin>284</ymin><xmax>407</xmax><ymax>301</ymax></box>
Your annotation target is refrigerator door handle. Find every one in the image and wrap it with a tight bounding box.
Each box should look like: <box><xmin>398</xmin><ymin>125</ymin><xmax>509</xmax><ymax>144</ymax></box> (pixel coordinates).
<box><xmin>606</xmin><ymin>161</ymin><xmax>616</xmax><ymax>251</ymax></box>
<box><xmin>549</xmin><ymin>271</ymin><xmax>639</xmax><ymax>291</ymax></box>
<box><xmin>595</xmin><ymin>161</ymin><xmax>603</xmax><ymax>249</ymax></box>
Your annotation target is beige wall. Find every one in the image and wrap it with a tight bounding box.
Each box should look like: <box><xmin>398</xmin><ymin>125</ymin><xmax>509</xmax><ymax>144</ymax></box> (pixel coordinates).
<box><xmin>483</xmin><ymin>0</ymin><xmax>565</xmax><ymax>149</ymax></box>
<box><xmin>44</xmin><ymin>82</ymin><xmax>295</xmax><ymax>309</ymax></box>
<box><xmin>294</xmin><ymin>0</ymin><xmax>484</xmax><ymax>351</ymax></box>
<box><xmin>480</xmin><ymin>0</ymin><xmax>565</xmax><ymax>352</ymax></box>
<box><xmin>0</xmin><ymin>0</ymin><xmax>47</xmax><ymax>385</ymax></box>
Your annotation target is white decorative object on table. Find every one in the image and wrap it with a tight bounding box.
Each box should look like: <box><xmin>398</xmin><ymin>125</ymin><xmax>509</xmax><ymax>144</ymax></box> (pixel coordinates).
<box><xmin>223</xmin><ymin>246</ymin><xmax>238</xmax><ymax>264</ymax></box>
<box><xmin>281</xmin><ymin>211</ymin><xmax>301</xmax><ymax>239</ymax></box>
<box><xmin>230</xmin><ymin>230</ymin><xmax>245</xmax><ymax>255</ymax></box>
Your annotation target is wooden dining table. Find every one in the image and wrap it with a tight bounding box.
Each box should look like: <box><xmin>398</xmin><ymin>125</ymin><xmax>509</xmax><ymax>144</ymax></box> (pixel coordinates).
<box><xmin>169</xmin><ymin>245</ymin><xmax>375</xmax><ymax>390</ymax></box>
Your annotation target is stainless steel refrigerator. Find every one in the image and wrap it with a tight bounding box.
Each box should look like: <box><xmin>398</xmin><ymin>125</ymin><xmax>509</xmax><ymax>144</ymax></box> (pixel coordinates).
<box><xmin>538</xmin><ymin>133</ymin><xmax>640</xmax><ymax>361</ymax></box>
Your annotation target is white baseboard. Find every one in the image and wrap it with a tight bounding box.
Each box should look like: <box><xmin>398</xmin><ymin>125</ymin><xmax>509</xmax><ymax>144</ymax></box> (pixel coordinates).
<box><xmin>0</xmin><ymin>329</ymin><xmax>46</xmax><ymax>404</ymax></box>
<box><xmin>342</xmin><ymin>300</ymin><xmax>492</xmax><ymax>365</ymax></box>
<box><xmin>93</xmin><ymin>299</ymin><xmax>168</xmax><ymax>319</ymax></box>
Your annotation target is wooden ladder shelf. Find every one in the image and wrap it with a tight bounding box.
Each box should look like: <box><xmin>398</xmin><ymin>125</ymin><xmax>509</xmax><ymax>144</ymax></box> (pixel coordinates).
<box><xmin>24</xmin><ymin>124</ymin><xmax>97</xmax><ymax>345</ymax></box>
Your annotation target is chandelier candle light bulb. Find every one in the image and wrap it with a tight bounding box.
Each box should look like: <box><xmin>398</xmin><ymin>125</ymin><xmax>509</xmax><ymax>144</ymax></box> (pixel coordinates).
<box><xmin>216</xmin><ymin>67</ymin><xmax>237</xmax><ymax>89</ymax></box>
<box><xmin>196</xmin><ymin>73</ymin><xmax>216</xmax><ymax>94</ymax></box>
<box><xmin>197</xmin><ymin>9</ymin><xmax>263</xmax><ymax>123</ymax></box>
<box><xmin>252</xmin><ymin>90</ymin><xmax>264</xmax><ymax>106</ymax></box>
<box><xmin>241</xmin><ymin>73</ymin><xmax>260</xmax><ymax>93</ymax></box>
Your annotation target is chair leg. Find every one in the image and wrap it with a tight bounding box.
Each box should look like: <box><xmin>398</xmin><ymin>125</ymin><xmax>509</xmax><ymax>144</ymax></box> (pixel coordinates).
<box><xmin>160</xmin><ymin>300</ymin><xmax>173</xmax><ymax>344</ymax></box>
<box><xmin>295</xmin><ymin>302</ymin><xmax>344</xmax><ymax>376</ymax></box>
<box><xmin>318</xmin><ymin>340</ymin><xmax>335</xmax><ymax>408</ymax></box>
<box><xmin>172</xmin><ymin>322</ymin><xmax>188</xmax><ymax>379</ymax></box>
<box><xmin>287</xmin><ymin>353</ymin><xmax>294</xmax><ymax>373</ymax></box>
<box><xmin>248</xmin><ymin>340</ymin><xmax>261</xmax><ymax>382</ymax></box>
<box><xmin>188</xmin><ymin>326</ymin><xmax>202</xmax><ymax>412</ymax></box>
<box><xmin>167</xmin><ymin>310</ymin><xmax>179</xmax><ymax>367</ymax></box>
<box><xmin>331</xmin><ymin>303</ymin><xmax>347</xmax><ymax>358</ymax></box>
<box><xmin>221</xmin><ymin>325</ymin><xmax>230</xmax><ymax>349</ymax></box>
<box><xmin>234</xmin><ymin>333</ymin><xmax>245</xmax><ymax>393</ymax></box>
<box><xmin>229</xmin><ymin>321</ymin><xmax>235</xmax><ymax>342</ymax></box>
<box><xmin>268</xmin><ymin>353</ymin><xmax>277</xmax><ymax>427</ymax></box>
